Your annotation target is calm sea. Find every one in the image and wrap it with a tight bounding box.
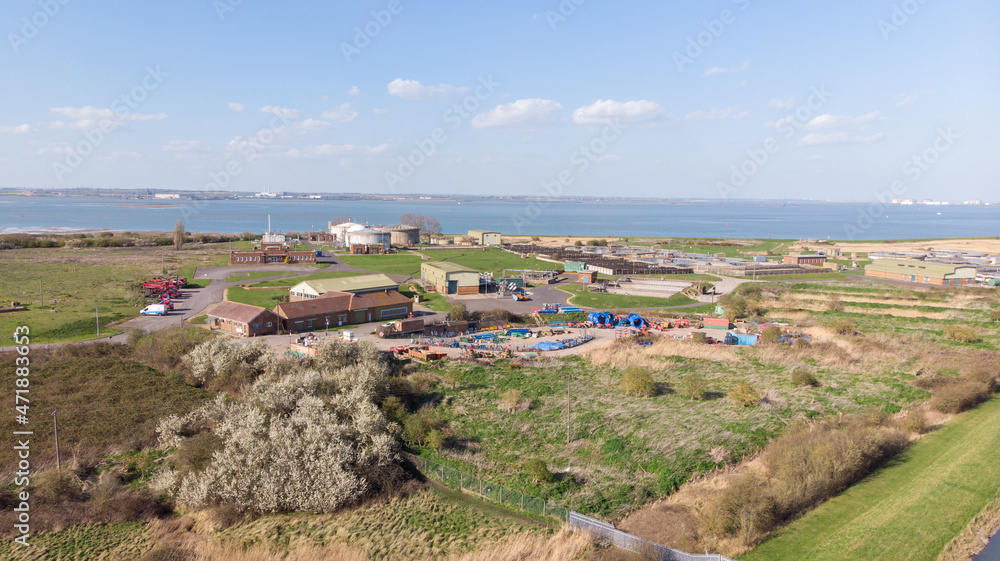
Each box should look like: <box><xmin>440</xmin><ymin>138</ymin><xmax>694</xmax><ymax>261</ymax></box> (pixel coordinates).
<box><xmin>0</xmin><ymin>196</ymin><xmax>997</xmax><ymax>241</ymax></box>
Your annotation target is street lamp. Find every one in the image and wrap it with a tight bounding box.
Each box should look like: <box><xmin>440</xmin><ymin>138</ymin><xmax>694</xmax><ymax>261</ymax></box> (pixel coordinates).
<box><xmin>325</xmin><ymin>317</ymin><xmax>329</xmax><ymax>337</ymax></box>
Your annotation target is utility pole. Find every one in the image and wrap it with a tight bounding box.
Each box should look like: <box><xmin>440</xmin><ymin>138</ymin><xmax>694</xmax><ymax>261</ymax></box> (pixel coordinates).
<box><xmin>96</xmin><ymin>307</ymin><xmax>100</xmax><ymax>337</ymax></box>
<box><xmin>52</xmin><ymin>410</ymin><xmax>61</xmax><ymax>471</ymax></box>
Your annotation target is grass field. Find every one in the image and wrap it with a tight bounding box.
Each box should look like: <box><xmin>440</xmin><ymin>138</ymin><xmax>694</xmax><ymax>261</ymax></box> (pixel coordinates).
<box><xmin>401</xmin><ymin>282</ymin><xmax>452</xmax><ymax>313</ymax></box>
<box><xmin>248</xmin><ymin>270</ymin><xmax>361</xmax><ymax>288</ymax></box>
<box><xmin>419</xmin><ymin>346</ymin><xmax>927</xmax><ymax>519</ymax></box>
<box><xmin>339</xmin><ymin>254</ymin><xmax>425</xmax><ymax>277</ymax></box>
<box><xmin>225</xmin><ymin>286</ymin><xmax>288</xmax><ymax>308</ymax></box>
<box><xmin>556</xmin><ymin>284</ymin><xmax>698</xmax><ymax>309</ymax></box>
<box><xmin>0</xmin><ymin>520</ymin><xmax>153</xmax><ymax>561</ymax></box>
<box><xmin>742</xmin><ymin>396</ymin><xmax>1000</xmax><ymax>561</ymax></box>
<box><xmin>419</xmin><ymin>248</ymin><xmax>562</xmax><ymax>277</ymax></box>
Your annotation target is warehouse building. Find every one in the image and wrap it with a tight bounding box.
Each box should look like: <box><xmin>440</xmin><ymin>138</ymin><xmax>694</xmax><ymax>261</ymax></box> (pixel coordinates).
<box><xmin>207</xmin><ymin>301</ymin><xmax>279</xmax><ymax>337</ymax></box>
<box><xmin>289</xmin><ymin>274</ymin><xmax>399</xmax><ymax>301</ymax></box>
<box><xmin>275</xmin><ymin>290</ymin><xmax>413</xmax><ymax>332</ymax></box>
<box><xmin>421</xmin><ymin>261</ymin><xmax>480</xmax><ymax>295</ymax></box>
<box><xmin>782</xmin><ymin>254</ymin><xmax>828</xmax><ymax>266</ymax></box>
<box><xmin>468</xmin><ymin>230</ymin><xmax>502</xmax><ymax>246</ymax></box>
<box><xmin>865</xmin><ymin>259</ymin><xmax>977</xmax><ymax>285</ymax></box>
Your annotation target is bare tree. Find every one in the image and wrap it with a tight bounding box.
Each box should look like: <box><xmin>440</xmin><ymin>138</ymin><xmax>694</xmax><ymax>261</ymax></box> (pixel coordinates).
<box><xmin>400</xmin><ymin>213</ymin><xmax>441</xmax><ymax>235</ymax></box>
<box><xmin>173</xmin><ymin>220</ymin><xmax>184</xmax><ymax>251</ymax></box>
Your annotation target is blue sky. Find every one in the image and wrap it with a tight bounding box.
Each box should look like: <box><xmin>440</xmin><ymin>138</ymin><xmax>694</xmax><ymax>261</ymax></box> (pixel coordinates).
<box><xmin>1</xmin><ymin>0</ymin><xmax>997</xmax><ymax>200</ymax></box>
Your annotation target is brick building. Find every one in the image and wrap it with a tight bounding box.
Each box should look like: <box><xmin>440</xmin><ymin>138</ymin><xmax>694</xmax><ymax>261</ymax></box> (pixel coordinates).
<box><xmin>274</xmin><ymin>290</ymin><xmax>413</xmax><ymax>332</ymax></box>
<box><xmin>230</xmin><ymin>241</ymin><xmax>317</xmax><ymax>265</ymax></box>
<box><xmin>207</xmin><ymin>301</ymin><xmax>279</xmax><ymax>337</ymax></box>
<box><xmin>782</xmin><ymin>254</ymin><xmax>828</xmax><ymax>266</ymax></box>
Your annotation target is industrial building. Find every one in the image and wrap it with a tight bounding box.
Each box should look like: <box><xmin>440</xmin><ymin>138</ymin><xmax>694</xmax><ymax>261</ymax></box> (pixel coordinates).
<box><xmin>468</xmin><ymin>230</ymin><xmax>502</xmax><ymax>246</ymax></box>
<box><xmin>289</xmin><ymin>274</ymin><xmax>398</xmax><ymax>301</ymax></box>
<box><xmin>421</xmin><ymin>261</ymin><xmax>480</xmax><ymax>295</ymax></box>
<box><xmin>207</xmin><ymin>301</ymin><xmax>279</xmax><ymax>337</ymax></box>
<box><xmin>782</xmin><ymin>254</ymin><xmax>828</xmax><ymax>266</ymax></box>
<box><xmin>387</xmin><ymin>224</ymin><xmax>421</xmax><ymax>246</ymax></box>
<box><xmin>229</xmin><ymin>240</ymin><xmax>316</xmax><ymax>265</ymax></box>
<box><xmin>345</xmin><ymin>227</ymin><xmax>391</xmax><ymax>253</ymax></box>
<box><xmin>274</xmin><ymin>290</ymin><xmax>413</xmax><ymax>332</ymax></box>
<box><xmin>865</xmin><ymin>259</ymin><xmax>977</xmax><ymax>285</ymax></box>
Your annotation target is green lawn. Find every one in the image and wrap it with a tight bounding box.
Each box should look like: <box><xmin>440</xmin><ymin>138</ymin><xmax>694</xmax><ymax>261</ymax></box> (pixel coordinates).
<box><xmin>420</xmin><ymin>247</ymin><xmax>562</xmax><ymax>277</ymax></box>
<box><xmin>339</xmin><ymin>254</ymin><xmax>424</xmax><ymax>277</ymax></box>
<box><xmin>249</xmin><ymin>270</ymin><xmax>361</xmax><ymax>288</ymax></box>
<box><xmin>557</xmin><ymin>284</ymin><xmax>697</xmax><ymax>309</ymax></box>
<box><xmin>400</xmin><ymin>283</ymin><xmax>452</xmax><ymax>313</ymax></box>
<box><xmin>225</xmin><ymin>286</ymin><xmax>288</xmax><ymax>309</ymax></box>
<box><xmin>742</xmin><ymin>396</ymin><xmax>1000</xmax><ymax>561</ymax></box>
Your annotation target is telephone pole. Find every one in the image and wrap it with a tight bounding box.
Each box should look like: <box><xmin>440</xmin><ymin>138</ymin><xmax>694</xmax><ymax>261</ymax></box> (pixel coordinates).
<box><xmin>52</xmin><ymin>410</ymin><xmax>61</xmax><ymax>471</ymax></box>
<box><xmin>96</xmin><ymin>307</ymin><xmax>100</xmax><ymax>337</ymax></box>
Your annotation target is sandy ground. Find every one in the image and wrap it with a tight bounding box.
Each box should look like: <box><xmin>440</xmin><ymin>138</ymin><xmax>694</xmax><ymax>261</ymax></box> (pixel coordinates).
<box><xmin>807</xmin><ymin>238</ymin><xmax>1000</xmax><ymax>255</ymax></box>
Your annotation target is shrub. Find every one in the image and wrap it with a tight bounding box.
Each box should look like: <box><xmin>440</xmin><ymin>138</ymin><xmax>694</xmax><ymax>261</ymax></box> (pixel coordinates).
<box><xmin>524</xmin><ymin>458</ymin><xmax>553</xmax><ymax>484</ymax></box>
<box><xmin>930</xmin><ymin>381</ymin><xmax>991</xmax><ymax>414</ymax></box>
<box><xmin>450</xmin><ymin>303</ymin><xmax>471</xmax><ymax>321</ymax></box>
<box><xmin>989</xmin><ymin>310</ymin><xmax>1000</xmax><ymax>322</ymax></box>
<box><xmin>678</xmin><ymin>373</ymin><xmax>707</xmax><ymax>401</ymax></box>
<box><xmin>498</xmin><ymin>389</ymin><xmax>529</xmax><ymax>413</ymax></box>
<box><xmin>691</xmin><ymin>332</ymin><xmax>707</xmax><ymax>344</ymax></box>
<box><xmin>574</xmin><ymin>240</ymin><xmax>582</xmax><ymax>247</ymax></box>
<box><xmin>622</xmin><ymin>367</ymin><xmax>655</xmax><ymax>397</ymax></box>
<box><xmin>424</xmin><ymin>429</ymin><xmax>445</xmax><ymax>450</ymax></box>
<box><xmin>728</xmin><ymin>383</ymin><xmax>760</xmax><ymax>407</ymax></box>
<box><xmin>759</xmin><ymin>326</ymin><xmax>782</xmax><ymax>344</ymax></box>
<box><xmin>403</xmin><ymin>409</ymin><xmax>442</xmax><ymax>445</ymax></box>
<box><xmin>903</xmin><ymin>409</ymin><xmax>927</xmax><ymax>434</ymax></box>
<box><xmin>825</xmin><ymin>297</ymin><xmax>844</xmax><ymax>312</ymax></box>
<box><xmin>944</xmin><ymin>325</ymin><xmax>980</xmax><ymax>344</ymax></box>
<box><xmin>826</xmin><ymin>319</ymin><xmax>857</xmax><ymax>335</ymax></box>
<box><xmin>702</xmin><ymin>472</ymin><xmax>776</xmax><ymax>543</ymax></box>
<box><xmin>791</xmin><ymin>368</ymin><xmax>819</xmax><ymax>387</ymax></box>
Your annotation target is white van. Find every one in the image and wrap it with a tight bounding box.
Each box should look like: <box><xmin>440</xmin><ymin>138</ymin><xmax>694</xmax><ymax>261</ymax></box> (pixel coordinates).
<box><xmin>140</xmin><ymin>304</ymin><xmax>167</xmax><ymax>316</ymax></box>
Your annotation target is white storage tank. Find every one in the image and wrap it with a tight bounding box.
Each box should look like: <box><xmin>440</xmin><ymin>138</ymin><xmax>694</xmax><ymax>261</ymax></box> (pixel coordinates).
<box><xmin>387</xmin><ymin>224</ymin><xmax>421</xmax><ymax>246</ymax></box>
<box><xmin>328</xmin><ymin>221</ymin><xmax>365</xmax><ymax>247</ymax></box>
<box><xmin>346</xmin><ymin>227</ymin><xmax>391</xmax><ymax>249</ymax></box>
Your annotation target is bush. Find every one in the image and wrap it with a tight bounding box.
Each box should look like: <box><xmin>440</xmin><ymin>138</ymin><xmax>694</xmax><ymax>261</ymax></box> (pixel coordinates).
<box><xmin>524</xmin><ymin>458</ymin><xmax>553</xmax><ymax>484</ymax></box>
<box><xmin>728</xmin><ymin>383</ymin><xmax>760</xmax><ymax>407</ymax></box>
<box><xmin>678</xmin><ymin>373</ymin><xmax>707</xmax><ymax>401</ymax></box>
<box><xmin>903</xmin><ymin>409</ymin><xmax>927</xmax><ymax>434</ymax></box>
<box><xmin>701</xmin><ymin>472</ymin><xmax>776</xmax><ymax>543</ymax></box>
<box><xmin>450</xmin><ymin>303</ymin><xmax>470</xmax><ymax>321</ymax></box>
<box><xmin>622</xmin><ymin>367</ymin><xmax>655</xmax><ymax>397</ymax></box>
<box><xmin>424</xmin><ymin>429</ymin><xmax>445</xmax><ymax>450</ymax></box>
<box><xmin>690</xmin><ymin>332</ymin><xmax>707</xmax><ymax>344</ymax></box>
<box><xmin>791</xmin><ymin>368</ymin><xmax>819</xmax><ymax>387</ymax></box>
<box><xmin>989</xmin><ymin>310</ymin><xmax>1000</xmax><ymax>322</ymax></box>
<box><xmin>930</xmin><ymin>381</ymin><xmax>991</xmax><ymax>414</ymax></box>
<box><xmin>826</xmin><ymin>319</ymin><xmax>857</xmax><ymax>335</ymax></box>
<box><xmin>825</xmin><ymin>297</ymin><xmax>844</xmax><ymax>312</ymax></box>
<box><xmin>574</xmin><ymin>240</ymin><xmax>582</xmax><ymax>247</ymax></box>
<box><xmin>760</xmin><ymin>326</ymin><xmax>782</xmax><ymax>344</ymax></box>
<box><xmin>498</xmin><ymin>389</ymin><xmax>529</xmax><ymax>413</ymax></box>
<box><xmin>944</xmin><ymin>325</ymin><xmax>980</xmax><ymax>344</ymax></box>
<box><xmin>403</xmin><ymin>409</ymin><xmax>442</xmax><ymax>445</ymax></box>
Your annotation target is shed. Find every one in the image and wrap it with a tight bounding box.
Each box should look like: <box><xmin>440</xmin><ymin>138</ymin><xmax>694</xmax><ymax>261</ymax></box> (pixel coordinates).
<box><xmin>421</xmin><ymin>262</ymin><xmax>480</xmax><ymax>295</ymax></box>
<box><xmin>468</xmin><ymin>230</ymin><xmax>502</xmax><ymax>246</ymax></box>
<box><xmin>703</xmin><ymin>318</ymin><xmax>731</xmax><ymax>330</ymax></box>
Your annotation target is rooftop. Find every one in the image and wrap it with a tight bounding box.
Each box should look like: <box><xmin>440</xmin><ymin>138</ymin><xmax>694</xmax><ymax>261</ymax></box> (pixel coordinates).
<box><xmin>295</xmin><ymin>273</ymin><xmax>398</xmax><ymax>294</ymax></box>
<box><xmin>422</xmin><ymin>261</ymin><xmax>478</xmax><ymax>274</ymax></box>
<box><xmin>208</xmin><ymin>301</ymin><xmax>273</xmax><ymax>323</ymax></box>
<box><xmin>866</xmin><ymin>259</ymin><xmax>978</xmax><ymax>277</ymax></box>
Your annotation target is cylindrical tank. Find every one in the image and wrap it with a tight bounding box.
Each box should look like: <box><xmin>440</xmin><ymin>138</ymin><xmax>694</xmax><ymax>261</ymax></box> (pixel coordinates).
<box><xmin>346</xmin><ymin>228</ymin><xmax>390</xmax><ymax>249</ymax></box>
<box><xmin>387</xmin><ymin>224</ymin><xmax>420</xmax><ymax>246</ymax></box>
<box><xmin>329</xmin><ymin>222</ymin><xmax>364</xmax><ymax>247</ymax></box>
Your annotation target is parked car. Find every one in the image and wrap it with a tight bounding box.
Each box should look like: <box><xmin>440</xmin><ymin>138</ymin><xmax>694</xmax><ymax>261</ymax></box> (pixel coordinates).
<box><xmin>140</xmin><ymin>304</ymin><xmax>167</xmax><ymax>316</ymax></box>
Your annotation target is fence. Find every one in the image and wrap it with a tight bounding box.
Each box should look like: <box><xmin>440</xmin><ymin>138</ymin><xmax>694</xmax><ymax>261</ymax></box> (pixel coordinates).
<box><xmin>568</xmin><ymin>512</ymin><xmax>735</xmax><ymax>561</ymax></box>
<box><xmin>404</xmin><ymin>453</ymin><xmax>569</xmax><ymax>521</ymax></box>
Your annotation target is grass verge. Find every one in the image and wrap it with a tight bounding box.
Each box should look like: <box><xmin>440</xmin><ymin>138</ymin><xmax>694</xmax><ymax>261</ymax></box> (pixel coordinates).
<box><xmin>557</xmin><ymin>284</ymin><xmax>697</xmax><ymax>309</ymax></box>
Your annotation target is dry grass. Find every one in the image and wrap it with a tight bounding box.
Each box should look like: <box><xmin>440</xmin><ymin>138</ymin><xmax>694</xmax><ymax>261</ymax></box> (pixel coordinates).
<box><xmin>453</xmin><ymin>529</ymin><xmax>592</xmax><ymax>561</ymax></box>
<box><xmin>585</xmin><ymin>338</ymin><xmax>740</xmax><ymax>371</ymax></box>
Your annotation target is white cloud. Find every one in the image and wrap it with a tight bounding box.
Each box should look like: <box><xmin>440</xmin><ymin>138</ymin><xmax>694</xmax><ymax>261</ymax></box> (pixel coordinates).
<box><xmin>321</xmin><ymin>103</ymin><xmax>358</xmax><ymax>123</ymax></box>
<box><xmin>387</xmin><ymin>78</ymin><xmax>469</xmax><ymax>100</ymax></box>
<box><xmin>803</xmin><ymin>111</ymin><xmax>883</xmax><ymax>131</ymax></box>
<box><xmin>768</xmin><ymin>98</ymin><xmax>795</xmax><ymax>110</ymax></box>
<box><xmin>372</xmin><ymin>107</ymin><xmax>390</xmax><ymax>115</ymax></box>
<box><xmin>259</xmin><ymin>105</ymin><xmax>300</xmax><ymax>120</ymax></box>
<box><xmin>703</xmin><ymin>60</ymin><xmax>750</xmax><ymax>76</ymax></box>
<box><xmin>0</xmin><ymin>124</ymin><xmax>33</xmax><ymax>134</ymax></box>
<box><xmin>108</xmin><ymin>151</ymin><xmax>143</xmax><ymax>159</ymax></box>
<box><xmin>45</xmin><ymin>106</ymin><xmax>166</xmax><ymax>130</ymax></box>
<box><xmin>294</xmin><ymin>118</ymin><xmax>331</xmax><ymax>132</ymax></box>
<box><xmin>280</xmin><ymin>143</ymin><xmax>390</xmax><ymax>158</ymax></box>
<box><xmin>162</xmin><ymin>140</ymin><xmax>206</xmax><ymax>152</ymax></box>
<box><xmin>895</xmin><ymin>93</ymin><xmax>917</xmax><ymax>108</ymax></box>
<box><xmin>471</xmin><ymin>98</ymin><xmax>562</xmax><ymax>129</ymax></box>
<box><xmin>685</xmin><ymin>105</ymin><xmax>749</xmax><ymax>121</ymax></box>
<box><xmin>35</xmin><ymin>144</ymin><xmax>73</xmax><ymax>155</ymax></box>
<box><xmin>348</xmin><ymin>86</ymin><xmax>360</xmax><ymax>96</ymax></box>
<box><xmin>228</xmin><ymin>102</ymin><xmax>245</xmax><ymax>112</ymax></box>
<box><xmin>798</xmin><ymin>132</ymin><xmax>886</xmax><ymax>146</ymax></box>
<box><xmin>572</xmin><ymin>99</ymin><xmax>664</xmax><ymax>125</ymax></box>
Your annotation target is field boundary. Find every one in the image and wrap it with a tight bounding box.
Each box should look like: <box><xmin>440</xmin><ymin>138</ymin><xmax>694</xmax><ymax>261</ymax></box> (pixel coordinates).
<box><xmin>569</xmin><ymin>512</ymin><xmax>735</xmax><ymax>561</ymax></box>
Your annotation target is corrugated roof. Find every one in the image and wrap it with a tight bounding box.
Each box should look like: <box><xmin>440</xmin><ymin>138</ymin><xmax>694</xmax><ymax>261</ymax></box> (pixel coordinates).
<box><xmin>275</xmin><ymin>292</ymin><xmax>354</xmax><ymax>319</ymax></box>
<box><xmin>295</xmin><ymin>274</ymin><xmax>398</xmax><ymax>294</ymax></box>
<box><xmin>349</xmin><ymin>290</ymin><xmax>413</xmax><ymax>310</ymax></box>
<box><xmin>865</xmin><ymin>259</ymin><xmax>976</xmax><ymax>278</ymax></box>
<box><xmin>208</xmin><ymin>301</ymin><xmax>273</xmax><ymax>323</ymax></box>
<box><xmin>422</xmin><ymin>261</ymin><xmax>478</xmax><ymax>274</ymax></box>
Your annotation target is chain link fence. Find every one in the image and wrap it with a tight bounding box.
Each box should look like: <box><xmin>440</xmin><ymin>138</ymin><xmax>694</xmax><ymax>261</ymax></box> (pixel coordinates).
<box><xmin>404</xmin><ymin>453</ymin><xmax>569</xmax><ymax>521</ymax></box>
<box><xmin>569</xmin><ymin>512</ymin><xmax>735</xmax><ymax>561</ymax></box>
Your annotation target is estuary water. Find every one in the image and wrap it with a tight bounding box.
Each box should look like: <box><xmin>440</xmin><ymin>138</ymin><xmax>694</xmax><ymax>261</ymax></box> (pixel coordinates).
<box><xmin>0</xmin><ymin>196</ymin><xmax>998</xmax><ymax>240</ymax></box>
